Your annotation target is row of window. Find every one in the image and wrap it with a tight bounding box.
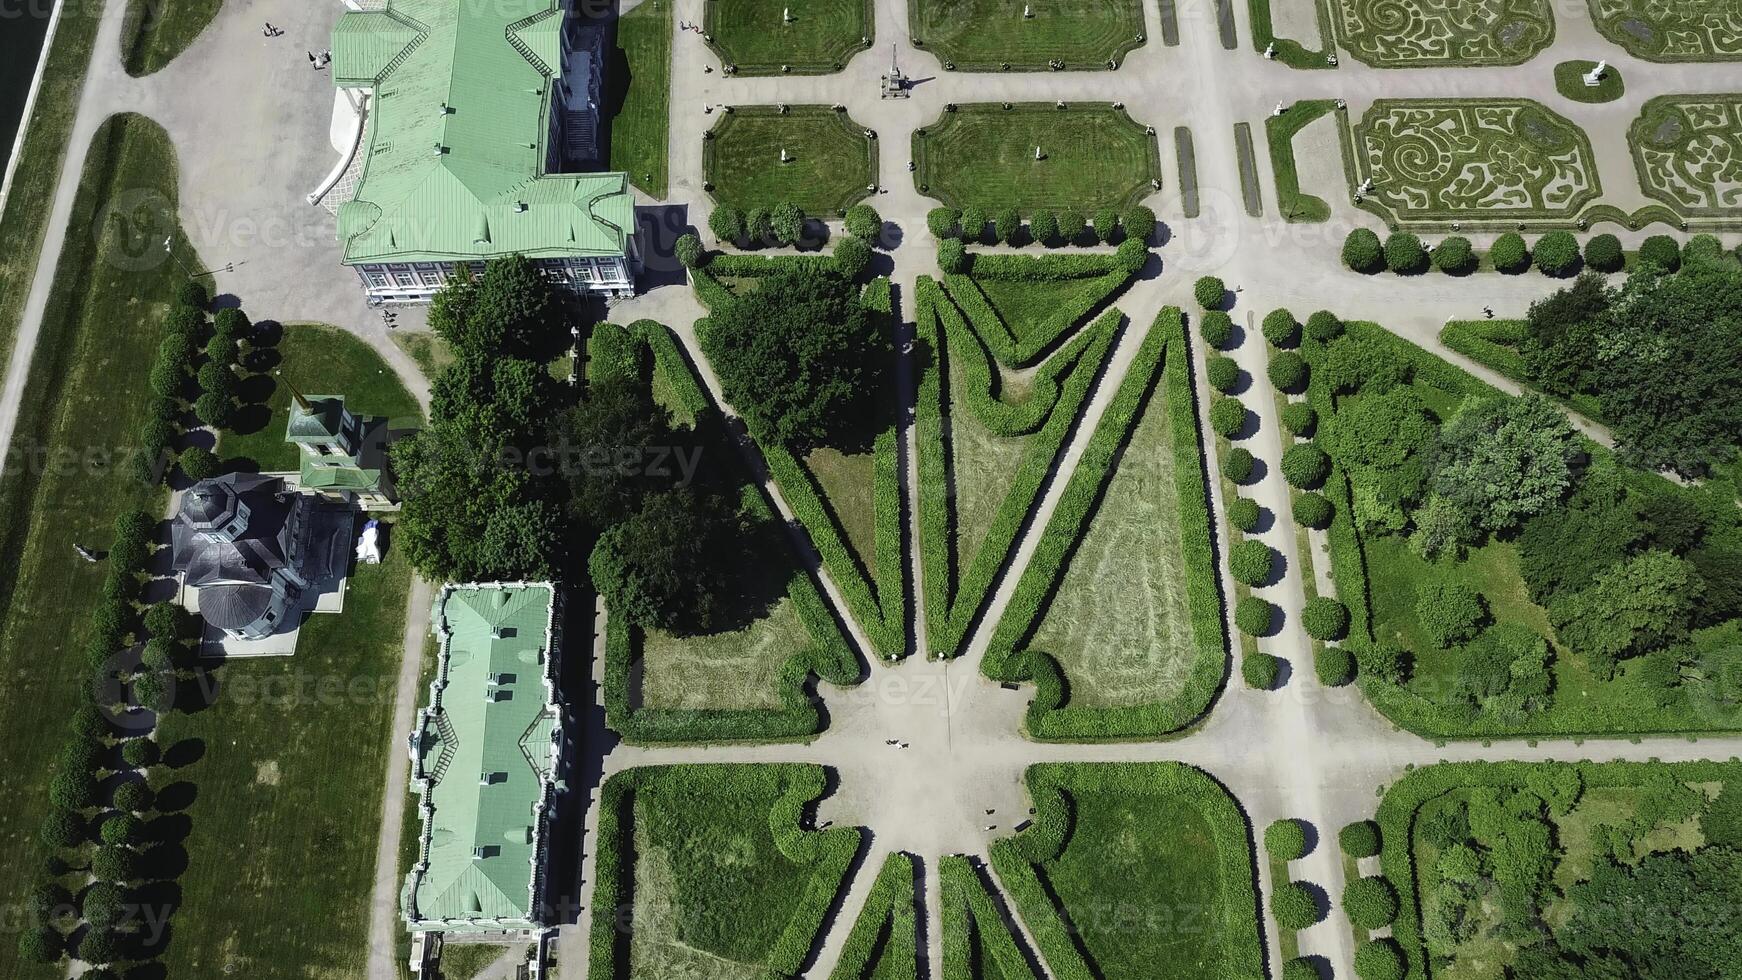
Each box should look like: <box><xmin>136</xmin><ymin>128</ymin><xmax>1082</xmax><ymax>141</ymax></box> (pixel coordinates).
<box><xmin>360</xmin><ymin>259</ymin><xmax>626</xmax><ymax>292</ymax></box>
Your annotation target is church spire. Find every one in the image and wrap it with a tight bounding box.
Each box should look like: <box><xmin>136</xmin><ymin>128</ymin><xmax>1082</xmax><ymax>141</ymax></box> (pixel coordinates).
<box><xmin>283</xmin><ymin>375</ymin><xmax>314</xmax><ymax>413</ymax></box>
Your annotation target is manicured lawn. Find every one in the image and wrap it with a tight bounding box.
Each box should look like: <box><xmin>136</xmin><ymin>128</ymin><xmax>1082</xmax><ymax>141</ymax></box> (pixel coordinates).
<box><xmin>220</xmin><ymin>322</ymin><xmax>424</xmax><ymax>473</ymax></box>
<box><xmin>153</xmin><ymin>545</ymin><xmax>417</xmax><ymax>978</ymax></box>
<box><xmin>704</xmin><ymin>0</ymin><xmax>872</xmax><ymax>73</ymax></box>
<box><xmin>805</xmin><ymin>446</ymin><xmax>879</xmax><ymax>573</ymax></box>
<box><xmin>121</xmin><ymin>0</ymin><xmax>222</xmax><ymax>76</ymax></box>
<box><xmin>909</xmin><ymin>0</ymin><xmax>1146</xmax><ymax>70</ymax></box>
<box><xmin>913</xmin><ymin>104</ymin><xmax>1162</xmax><ymax>212</ymax></box>
<box><xmin>0</xmin><ymin>113</ymin><xmax>192</xmax><ymax>980</ymax></box>
<box><xmin>991</xmin><ymin>764</ymin><xmax>1263</xmax><ymax>980</ymax></box>
<box><xmin>591</xmin><ymin>765</ymin><xmax>860</xmax><ymax>978</ymax></box>
<box><xmin>608</xmin><ymin>0</ymin><xmax>672</xmax><ymax>197</ymax></box>
<box><xmin>1554</xmin><ymin>60</ymin><xmax>1624</xmax><ymax>103</ymax></box>
<box><xmin>390</xmin><ymin>331</ymin><xmax>454</xmax><ymax>382</ymax></box>
<box><xmin>1266</xmin><ymin>101</ymin><xmax>1338</xmax><ymax>222</ymax></box>
<box><xmin>705</xmin><ymin>106</ymin><xmax>878</xmax><ymax>215</ymax></box>
<box><xmin>639</xmin><ymin>595</ymin><xmax>810</xmax><ymax>710</ymax></box>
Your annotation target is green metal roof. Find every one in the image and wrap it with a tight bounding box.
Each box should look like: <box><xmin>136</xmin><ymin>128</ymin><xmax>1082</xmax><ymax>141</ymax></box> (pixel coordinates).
<box><xmin>285</xmin><ymin>395</ymin><xmax>347</xmax><ymax>443</ymax></box>
<box><xmin>331</xmin><ymin>0</ymin><xmax>634</xmax><ymax>266</ymax></box>
<box><xmin>406</xmin><ymin>583</ymin><xmax>560</xmax><ymax>931</ymax></box>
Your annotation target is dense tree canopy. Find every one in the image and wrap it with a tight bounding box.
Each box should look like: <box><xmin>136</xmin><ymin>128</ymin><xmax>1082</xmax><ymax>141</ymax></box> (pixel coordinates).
<box><xmin>701</xmin><ymin>267</ymin><xmax>890</xmax><ymax>450</ymax></box>
<box><xmin>589</xmin><ymin>489</ymin><xmax>770</xmax><ymax>636</ymax></box>
<box><xmin>1428</xmin><ymin>394</ymin><xmax>1579</xmax><ymax>534</ymax></box>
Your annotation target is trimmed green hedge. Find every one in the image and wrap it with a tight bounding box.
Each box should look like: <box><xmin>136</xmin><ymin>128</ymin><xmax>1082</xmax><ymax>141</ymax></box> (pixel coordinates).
<box><xmin>601</xmin><ymin>324</ymin><xmax>860</xmax><ymax>743</ymax></box>
<box><xmin>980</xmin><ymin>309</ymin><xmax>1230</xmax><ymax>739</ymax></box>
<box><xmin>829</xmin><ymin>851</ymin><xmax>919</xmax><ymax>980</ymax></box>
<box><xmin>588</xmin><ymin>764</ymin><xmax>863</xmax><ymax>980</ymax></box>
<box><xmin>941</xmin><ymin>259</ymin><xmax>1136</xmax><ymax>368</ymax></box>
<box><xmin>939</xmin><ymin>855</ymin><xmax>1038</xmax><ymax>980</ymax></box>
<box><xmin>916</xmin><ymin>277</ymin><xmax>1121</xmax><ymax>658</ymax></box>
<box><xmin>988</xmin><ymin>763</ymin><xmax>1265</xmax><ymax>980</ymax></box>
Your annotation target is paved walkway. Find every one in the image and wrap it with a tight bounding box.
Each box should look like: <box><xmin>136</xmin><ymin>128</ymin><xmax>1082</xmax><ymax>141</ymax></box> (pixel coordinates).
<box><xmin>5</xmin><ymin>1</ymin><xmax>1742</xmax><ymax>979</ymax></box>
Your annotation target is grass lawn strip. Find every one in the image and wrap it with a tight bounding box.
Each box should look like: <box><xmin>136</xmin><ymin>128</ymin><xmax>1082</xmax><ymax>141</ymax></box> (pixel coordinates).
<box><xmin>828</xmin><ymin>852</ymin><xmax>920</xmax><ymax>980</ymax></box>
<box><xmin>1266</xmin><ymin>101</ymin><xmax>1342</xmax><ymax>223</ymax></box>
<box><xmin>913</xmin><ymin>104</ymin><xmax>1162</xmax><ymax>214</ymax></box>
<box><xmin>588</xmin><ymin>764</ymin><xmax>863</xmax><ymax>979</ymax></box>
<box><xmin>915</xmin><ymin>276</ymin><xmax>1121</xmax><ymax>658</ymax></box>
<box><xmin>705</xmin><ymin>105</ymin><xmax>878</xmax><ymax>215</ymax></box>
<box><xmin>0</xmin><ymin>113</ymin><xmax>195</xmax><ymax>980</ymax></box>
<box><xmin>1247</xmin><ymin>0</ymin><xmax>1335</xmax><ymax>68</ymax></box>
<box><xmin>988</xmin><ymin>763</ymin><xmax>1265</xmax><ymax>980</ymax></box>
<box><xmin>120</xmin><ymin>0</ymin><xmax>221</xmax><ymax>75</ymax></box>
<box><xmin>908</xmin><ymin>0</ymin><xmax>1146</xmax><ymax>71</ymax></box>
<box><xmin>982</xmin><ymin>309</ymin><xmax>1227</xmax><ymax>740</ymax></box>
<box><xmin>608</xmin><ymin>0</ymin><xmax>672</xmax><ymax>197</ymax></box>
<box><xmin>704</xmin><ymin>0</ymin><xmax>872</xmax><ymax>74</ymax></box>
<box><xmin>1234</xmin><ymin>122</ymin><xmax>1262</xmax><ymax>216</ymax></box>
<box><xmin>1379</xmin><ymin>760</ymin><xmax>1742</xmax><ymax>979</ymax></box>
<box><xmin>939</xmin><ymin>856</ymin><xmax>1042</xmax><ymax>980</ymax></box>
<box><xmin>1174</xmin><ymin>127</ymin><xmax>1199</xmax><ymax>218</ymax></box>
<box><xmin>599</xmin><ymin>322</ymin><xmax>859</xmax><ymax>743</ymax></box>
<box><xmin>1329</xmin><ymin>0</ymin><xmax>1552</xmax><ymax>67</ymax></box>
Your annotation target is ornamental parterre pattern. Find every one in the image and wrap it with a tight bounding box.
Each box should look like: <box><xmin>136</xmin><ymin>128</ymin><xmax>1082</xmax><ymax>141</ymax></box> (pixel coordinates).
<box><xmin>1330</xmin><ymin>0</ymin><xmax>1554</xmax><ymax>67</ymax></box>
<box><xmin>1631</xmin><ymin>95</ymin><xmax>1742</xmax><ymax>217</ymax></box>
<box><xmin>1355</xmin><ymin>99</ymin><xmax>1601</xmax><ymax>222</ymax></box>
<box><xmin>1587</xmin><ymin>0</ymin><xmax>1742</xmax><ymax>61</ymax></box>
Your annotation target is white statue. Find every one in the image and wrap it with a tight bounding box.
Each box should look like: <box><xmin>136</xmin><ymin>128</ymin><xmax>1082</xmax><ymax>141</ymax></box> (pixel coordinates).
<box><xmin>1034</xmin><ymin>146</ymin><xmax>1044</xmax><ymax>160</ymax></box>
<box><xmin>1264</xmin><ymin>42</ymin><xmax>1276</xmax><ymax>59</ymax></box>
<box><xmin>783</xmin><ymin>6</ymin><xmax>794</xmax><ymax>21</ymax></box>
<box><xmin>1023</xmin><ymin>3</ymin><xmax>1034</xmax><ymax>16</ymax></box>
<box><xmin>1273</xmin><ymin>102</ymin><xmax>1285</xmax><ymax>116</ymax></box>
<box><xmin>1583</xmin><ymin>59</ymin><xmax>1607</xmax><ymax>87</ymax></box>
<box><xmin>780</xmin><ymin>147</ymin><xmax>792</xmax><ymax>162</ymax></box>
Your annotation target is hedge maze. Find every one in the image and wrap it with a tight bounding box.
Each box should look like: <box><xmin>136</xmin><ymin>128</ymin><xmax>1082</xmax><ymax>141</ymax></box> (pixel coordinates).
<box><xmin>915</xmin><ymin>252</ymin><xmax>1140</xmax><ymax>657</ymax></box>
<box><xmin>1630</xmin><ymin>94</ymin><xmax>1742</xmax><ymax>218</ymax></box>
<box><xmin>908</xmin><ymin>0</ymin><xmax>1148</xmax><ymax>71</ymax></box>
<box><xmin>1586</xmin><ymin>0</ymin><xmax>1742</xmax><ymax>61</ymax></box>
<box><xmin>587</xmin><ymin>764</ymin><xmax>862</xmax><ymax>979</ymax></box>
<box><xmin>980</xmin><ymin>309</ymin><xmax>1228</xmax><ymax>740</ymax></box>
<box><xmin>705</xmin><ymin>106</ymin><xmax>879</xmax><ymax>216</ymax></box>
<box><xmin>598</xmin><ymin>322</ymin><xmax>861</xmax><ymax>743</ymax></box>
<box><xmin>987</xmin><ymin>764</ymin><xmax>1266</xmax><ymax>980</ymax></box>
<box><xmin>703</xmin><ymin>0</ymin><xmax>874</xmax><ymax>73</ymax></box>
<box><xmin>1354</xmin><ymin>99</ymin><xmax>1601</xmax><ymax>225</ymax></box>
<box><xmin>912</xmin><ymin>104</ymin><xmax>1163</xmax><ymax>213</ymax></box>
<box><xmin>1330</xmin><ymin>0</ymin><xmax>1554</xmax><ymax>67</ymax></box>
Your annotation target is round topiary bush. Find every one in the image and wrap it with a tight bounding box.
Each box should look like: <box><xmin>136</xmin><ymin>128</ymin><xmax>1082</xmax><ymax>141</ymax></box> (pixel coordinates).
<box><xmin>926</xmin><ymin>207</ymin><xmax>960</xmax><ymax>240</ymax></box>
<box><xmin>1115</xmin><ymin>238</ymin><xmax>1147</xmax><ymax>274</ymax></box>
<box><xmin>834</xmin><ymin>235</ymin><xmax>872</xmax><ymax>279</ymax></box>
<box><xmin>1342</xmin><ymin>228</ymin><xmax>1383</xmax><ymax>273</ymax></box>
<box><xmin>1533</xmin><ymin>230</ymin><xmax>1581</xmax><ymax>277</ymax></box>
<box><xmin>938</xmin><ymin>238</ymin><xmax>968</xmax><ymax>274</ymax></box>
<box><xmin>709</xmin><ymin>205</ymin><xmax>746</xmax><ymax>244</ymax></box>
<box><xmin>674</xmin><ymin>231</ymin><xmax>705</xmax><ymax>269</ymax></box>
<box><xmin>1028</xmin><ymin>209</ymin><xmax>1059</xmax><ymax>245</ymax></box>
<box><xmin>844</xmin><ymin>203</ymin><xmax>883</xmax><ymax>240</ymax></box>
<box><xmin>1221</xmin><ymin>446</ymin><xmax>1256</xmax><ymax>483</ymax></box>
<box><xmin>1584</xmin><ymin>232</ymin><xmax>1624</xmax><ymax>273</ymax></box>
<box><xmin>1279</xmin><ymin>402</ymin><xmax>1317</xmax><ymax>436</ymax></box>
<box><xmin>1340</xmin><ymin>820</ymin><xmax>1382</xmax><ymax>858</ymax></box>
<box><xmin>1383</xmin><ymin>232</ymin><xmax>1427</xmax><ymax>274</ymax></box>
<box><xmin>1269</xmin><ymin>351</ymin><xmax>1308</xmax><ymax>392</ymax></box>
<box><xmin>994</xmin><ymin>208</ymin><xmax>1021</xmax><ymax>245</ymax></box>
<box><xmin>1091</xmin><ymin>208</ymin><xmax>1119</xmax><ymax>244</ymax></box>
<box><xmin>1056</xmin><ymin>209</ymin><xmax>1087</xmax><ymax>244</ymax></box>
<box><xmin>1199</xmin><ymin>310</ymin><xmax>1234</xmax><ymax>349</ymax></box>
<box><xmin>1229</xmin><ymin>539</ymin><xmax>1274</xmax><ymax>586</ymax></box>
<box><xmin>1684</xmin><ymin>233</ymin><xmax>1724</xmax><ymax>265</ymax></box>
<box><xmin>76</xmin><ymin>927</ymin><xmax>125</xmax><ymax>968</ymax></box>
<box><xmin>1210</xmin><ymin>397</ymin><xmax>1247</xmax><ymax>438</ymax></box>
<box><xmin>1194</xmin><ymin>275</ymin><xmax>1225</xmax><ymax>309</ymax></box>
<box><xmin>99</xmin><ymin>813</ymin><xmax>144</xmax><ymax>848</ymax></box>
<box><xmin>1343</xmin><ymin>876</ymin><xmax>1400</xmax><ymax>929</ymax></box>
<box><xmin>1432</xmin><ymin>235</ymin><xmax>1474</xmax><ymax>274</ymax></box>
<box><xmin>1416</xmin><ymin>580</ymin><xmax>1485</xmax><ymax>647</ymax></box>
<box><xmin>178</xmin><ymin>446</ymin><xmax>221</xmax><ymax>482</ymax></box>
<box><xmin>1228</xmin><ymin>496</ymin><xmax>1261</xmax><ymax>533</ymax></box>
<box><xmin>175</xmin><ymin>280</ymin><xmax>208</xmax><ymax>310</ymax></box>
<box><xmin>1354</xmin><ymin>939</ymin><xmax>1405</xmax><ymax>980</ymax></box>
<box><xmin>1207</xmin><ymin>355</ymin><xmax>1240</xmax><ymax>393</ymax></box>
<box><xmin>1265</xmin><ymin>818</ymin><xmax>1309</xmax><ymax>860</ymax></box>
<box><xmin>1262</xmin><ymin>308</ymin><xmax>1299</xmax><ymax>348</ymax></box>
<box><xmin>49</xmin><ymin>769</ymin><xmax>98</xmax><ymax>811</ymax></box>
<box><xmin>120</xmin><ymin>738</ymin><xmax>159</xmax><ymax>769</ymax></box>
<box><xmin>1122</xmin><ymin>205</ymin><xmax>1155</xmax><ymax>244</ymax></box>
<box><xmin>1316</xmin><ymin>646</ymin><xmax>1356</xmax><ymax>686</ymax></box>
<box><xmin>112</xmin><ymin>779</ymin><xmax>154</xmax><ymax>814</ymax></box>
<box><xmin>1301</xmin><ymin>596</ymin><xmax>1349</xmax><ymax>641</ymax></box>
<box><xmin>17</xmin><ymin>925</ymin><xmax>62</xmax><ymax>965</ymax></box>
<box><xmin>91</xmin><ymin>846</ymin><xmax>143</xmax><ymax>885</ymax></box>
<box><xmin>1639</xmin><ymin>234</ymin><xmax>1680</xmax><ymax>271</ymax></box>
<box><xmin>1490</xmin><ymin>232</ymin><xmax>1529</xmax><ymax>273</ymax></box>
<box><xmin>960</xmin><ymin>206</ymin><xmax>990</xmax><ymax>244</ymax></box>
<box><xmin>1243</xmin><ymin>652</ymin><xmax>1281</xmax><ymax>689</ymax></box>
<box><xmin>1270</xmin><ymin>880</ymin><xmax>1320</xmax><ymax>929</ymax></box>
<box><xmin>1293</xmin><ymin>492</ymin><xmax>1333</xmax><ymax>529</ymax></box>
<box><xmin>1281</xmin><ymin>442</ymin><xmax>1330</xmax><ymax>489</ymax></box>
<box><xmin>1236</xmin><ymin>595</ymin><xmax>1274</xmax><ymax>636</ymax></box>
<box><xmin>72</xmin><ymin>703</ymin><xmax>112</xmax><ymax>740</ymax></box>
<box><xmin>1304</xmin><ymin>310</ymin><xmax>1343</xmax><ymax>342</ymax></box>
<box><xmin>39</xmin><ymin>808</ymin><xmax>86</xmax><ymax>849</ymax></box>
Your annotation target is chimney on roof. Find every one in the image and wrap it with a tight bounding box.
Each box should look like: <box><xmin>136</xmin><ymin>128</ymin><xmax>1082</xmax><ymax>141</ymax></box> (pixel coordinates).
<box><xmin>431</xmin><ymin>142</ymin><xmax>446</xmax><ymax>156</ymax></box>
<box><xmin>514</xmin><ymin>202</ymin><xmax>527</xmax><ymax>213</ymax></box>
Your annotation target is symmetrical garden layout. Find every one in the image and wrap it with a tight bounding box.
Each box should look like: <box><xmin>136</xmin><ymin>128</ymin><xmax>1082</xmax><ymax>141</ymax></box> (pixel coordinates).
<box><xmin>1630</xmin><ymin>94</ymin><xmax>1742</xmax><ymax>217</ymax></box>
<box><xmin>1586</xmin><ymin>0</ymin><xmax>1742</xmax><ymax>61</ymax></box>
<box><xmin>1329</xmin><ymin>0</ymin><xmax>1555</xmax><ymax>67</ymax></box>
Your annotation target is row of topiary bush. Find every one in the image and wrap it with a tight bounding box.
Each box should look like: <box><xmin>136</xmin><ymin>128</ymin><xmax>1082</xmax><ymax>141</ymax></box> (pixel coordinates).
<box><xmin>988</xmin><ymin>763</ymin><xmax>1267</xmax><ymax>980</ymax></box>
<box><xmin>980</xmin><ymin>310</ymin><xmax>1229</xmax><ymax>739</ymax></box>
<box><xmin>21</xmin><ymin>507</ymin><xmax>205</xmax><ymax>969</ymax></box>
<box><xmin>682</xmin><ymin>233</ymin><xmax>878</xmax><ymax>295</ymax></box>
<box><xmin>1343</xmin><ymin>227</ymin><xmax>1732</xmax><ymax>278</ymax></box>
<box><xmin>928</xmin><ymin>204</ymin><xmax>1156</xmax><ymax>248</ymax></box>
<box><xmin>587</xmin><ymin>764</ymin><xmax>863</xmax><ymax>980</ymax></box>
<box><xmin>141</xmin><ymin>282</ymin><xmax>257</xmax><ymax>484</ymax></box>
<box><xmin>596</xmin><ymin>324</ymin><xmax>861</xmax><ymax>741</ymax></box>
<box><xmin>915</xmin><ymin>280</ymin><xmax>1121</xmax><ymax>657</ymax></box>
<box><xmin>706</xmin><ymin>202</ymin><xmax>820</xmax><ymax>248</ymax></box>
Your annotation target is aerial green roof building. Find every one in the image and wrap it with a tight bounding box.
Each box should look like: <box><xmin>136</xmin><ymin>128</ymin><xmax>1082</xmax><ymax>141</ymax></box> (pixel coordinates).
<box><xmin>403</xmin><ymin>582</ymin><xmax>566</xmax><ymax>935</ymax></box>
<box><xmin>284</xmin><ymin>384</ymin><xmax>395</xmax><ymax>510</ymax></box>
<box><xmin>325</xmin><ymin>0</ymin><xmax>637</xmax><ymax>305</ymax></box>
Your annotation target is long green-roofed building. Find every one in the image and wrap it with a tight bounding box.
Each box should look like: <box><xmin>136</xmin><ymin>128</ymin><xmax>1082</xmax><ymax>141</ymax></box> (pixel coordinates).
<box><xmin>403</xmin><ymin>582</ymin><xmax>566</xmax><ymax>937</ymax></box>
<box><xmin>325</xmin><ymin>0</ymin><xmax>638</xmax><ymax>304</ymax></box>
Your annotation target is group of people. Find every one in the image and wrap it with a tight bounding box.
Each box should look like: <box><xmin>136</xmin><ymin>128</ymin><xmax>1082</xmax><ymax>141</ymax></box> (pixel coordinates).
<box><xmin>676</xmin><ymin>19</ymin><xmax>704</xmax><ymax>32</ymax></box>
<box><xmin>262</xmin><ymin>21</ymin><xmax>333</xmax><ymax>70</ymax></box>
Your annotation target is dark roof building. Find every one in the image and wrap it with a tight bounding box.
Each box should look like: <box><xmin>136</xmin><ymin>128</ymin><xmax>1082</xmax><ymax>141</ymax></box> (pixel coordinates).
<box><xmin>170</xmin><ymin>473</ymin><xmax>354</xmax><ymax>640</ymax></box>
